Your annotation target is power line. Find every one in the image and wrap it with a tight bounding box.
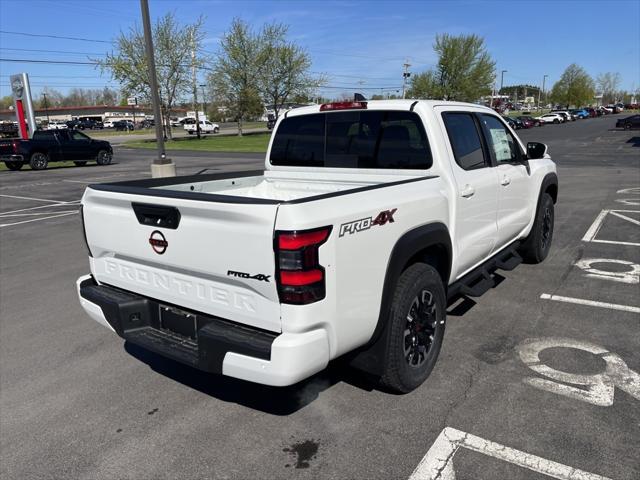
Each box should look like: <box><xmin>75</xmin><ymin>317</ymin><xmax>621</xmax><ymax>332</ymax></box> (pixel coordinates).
<box><xmin>0</xmin><ymin>58</ymin><xmax>97</xmax><ymax>65</ymax></box>
<box><xmin>0</xmin><ymin>30</ymin><xmax>112</xmax><ymax>44</ymax></box>
<box><xmin>0</xmin><ymin>47</ymin><xmax>107</xmax><ymax>56</ymax></box>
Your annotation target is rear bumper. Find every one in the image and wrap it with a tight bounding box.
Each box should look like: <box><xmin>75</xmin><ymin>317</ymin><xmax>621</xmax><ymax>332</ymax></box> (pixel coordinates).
<box><xmin>0</xmin><ymin>154</ymin><xmax>24</xmax><ymax>162</ymax></box>
<box><xmin>76</xmin><ymin>275</ymin><xmax>329</xmax><ymax>386</ymax></box>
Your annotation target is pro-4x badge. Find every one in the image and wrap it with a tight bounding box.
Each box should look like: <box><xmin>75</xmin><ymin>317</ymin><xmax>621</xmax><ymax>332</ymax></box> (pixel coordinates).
<box><xmin>227</xmin><ymin>270</ymin><xmax>271</xmax><ymax>282</ymax></box>
<box><xmin>339</xmin><ymin>208</ymin><xmax>397</xmax><ymax>237</ymax></box>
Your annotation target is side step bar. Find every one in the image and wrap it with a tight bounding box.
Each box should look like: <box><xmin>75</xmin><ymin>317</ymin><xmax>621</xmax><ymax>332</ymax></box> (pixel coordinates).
<box><xmin>448</xmin><ymin>244</ymin><xmax>522</xmax><ymax>300</ymax></box>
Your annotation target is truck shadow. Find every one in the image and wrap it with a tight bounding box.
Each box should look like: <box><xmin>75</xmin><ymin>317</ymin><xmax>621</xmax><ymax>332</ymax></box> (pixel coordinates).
<box><xmin>124</xmin><ymin>342</ymin><xmax>374</xmax><ymax>415</ymax></box>
<box><xmin>627</xmin><ymin>136</ymin><xmax>640</xmax><ymax>147</ymax></box>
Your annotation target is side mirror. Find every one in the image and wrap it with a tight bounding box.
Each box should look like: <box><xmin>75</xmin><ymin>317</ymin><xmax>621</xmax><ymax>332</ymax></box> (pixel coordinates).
<box><xmin>527</xmin><ymin>142</ymin><xmax>548</xmax><ymax>159</ymax></box>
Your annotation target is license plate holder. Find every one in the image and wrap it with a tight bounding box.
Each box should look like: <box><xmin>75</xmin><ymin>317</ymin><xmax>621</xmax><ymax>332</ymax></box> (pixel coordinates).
<box><xmin>159</xmin><ymin>306</ymin><xmax>197</xmax><ymax>340</ymax></box>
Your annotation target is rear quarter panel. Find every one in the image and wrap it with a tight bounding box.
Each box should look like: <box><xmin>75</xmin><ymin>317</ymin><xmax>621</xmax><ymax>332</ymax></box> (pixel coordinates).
<box><xmin>276</xmin><ymin>177</ymin><xmax>450</xmax><ymax>359</ymax></box>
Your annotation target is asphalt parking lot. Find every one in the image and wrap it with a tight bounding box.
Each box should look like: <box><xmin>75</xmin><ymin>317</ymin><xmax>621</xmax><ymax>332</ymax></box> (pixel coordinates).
<box><xmin>1</xmin><ymin>115</ymin><xmax>638</xmax><ymax>479</ymax></box>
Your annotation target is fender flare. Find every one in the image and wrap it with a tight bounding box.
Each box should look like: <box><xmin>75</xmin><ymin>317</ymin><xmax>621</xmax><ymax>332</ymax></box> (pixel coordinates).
<box><xmin>539</xmin><ymin>172</ymin><xmax>558</xmax><ymax>204</ymax></box>
<box><xmin>348</xmin><ymin>222</ymin><xmax>452</xmax><ymax>376</ymax></box>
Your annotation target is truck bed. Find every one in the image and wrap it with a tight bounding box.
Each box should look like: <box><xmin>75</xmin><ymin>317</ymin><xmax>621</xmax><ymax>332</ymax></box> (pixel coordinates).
<box><xmin>90</xmin><ymin>170</ymin><xmax>431</xmax><ymax>204</ymax></box>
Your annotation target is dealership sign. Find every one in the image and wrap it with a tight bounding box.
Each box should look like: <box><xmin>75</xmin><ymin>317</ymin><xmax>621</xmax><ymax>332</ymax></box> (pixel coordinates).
<box><xmin>10</xmin><ymin>73</ymin><xmax>36</xmax><ymax>139</ymax></box>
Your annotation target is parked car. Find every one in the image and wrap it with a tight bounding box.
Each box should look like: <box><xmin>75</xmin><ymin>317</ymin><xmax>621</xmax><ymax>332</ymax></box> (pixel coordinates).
<box><xmin>599</xmin><ymin>106</ymin><xmax>613</xmax><ymax>114</ymax></box>
<box><xmin>516</xmin><ymin>116</ymin><xmax>535</xmax><ymax>128</ymax></box>
<box><xmin>570</xmin><ymin>109</ymin><xmax>589</xmax><ymax>119</ymax></box>
<box><xmin>518</xmin><ymin>116</ymin><xmax>542</xmax><ymax>127</ymax></box>
<box><xmin>502</xmin><ymin>116</ymin><xmax>523</xmax><ymax>129</ymax></box>
<box><xmin>184</xmin><ymin>120</ymin><xmax>219</xmax><ymax>134</ymax></box>
<box><xmin>77</xmin><ymin>99</ymin><xmax>558</xmax><ymax>393</ymax></box>
<box><xmin>550</xmin><ymin>111</ymin><xmax>574</xmax><ymax>122</ymax></box>
<box><xmin>0</xmin><ymin>121</ymin><xmax>19</xmax><ymax>138</ymax></box>
<box><xmin>616</xmin><ymin>114</ymin><xmax>640</xmax><ymax>130</ymax></box>
<box><xmin>537</xmin><ymin>113</ymin><xmax>564</xmax><ymax>124</ymax></box>
<box><xmin>113</xmin><ymin>120</ymin><xmax>134</xmax><ymax>132</ymax></box>
<box><xmin>0</xmin><ymin>129</ymin><xmax>113</xmax><ymax>170</ymax></box>
<box><xmin>66</xmin><ymin>119</ymin><xmax>102</xmax><ymax>130</ymax></box>
<box><xmin>103</xmin><ymin>120</ymin><xmax>114</xmax><ymax>128</ymax></box>
<box><xmin>584</xmin><ymin>108</ymin><xmax>598</xmax><ymax>118</ymax></box>
<box><xmin>46</xmin><ymin>121</ymin><xmax>68</xmax><ymax>130</ymax></box>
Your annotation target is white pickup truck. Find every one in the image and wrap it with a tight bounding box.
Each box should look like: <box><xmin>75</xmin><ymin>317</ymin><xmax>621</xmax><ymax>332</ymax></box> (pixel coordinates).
<box><xmin>77</xmin><ymin>100</ymin><xmax>557</xmax><ymax>393</ymax></box>
<box><xmin>183</xmin><ymin>120</ymin><xmax>219</xmax><ymax>135</ymax></box>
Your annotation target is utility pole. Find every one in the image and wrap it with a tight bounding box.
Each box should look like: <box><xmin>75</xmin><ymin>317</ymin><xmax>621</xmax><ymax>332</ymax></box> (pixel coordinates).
<box><xmin>140</xmin><ymin>0</ymin><xmax>175</xmax><ymax>177</ymax></box>
<box><xmin>538</xmin><ymin>74</ymin><xmax>548</xmax><ymax>110</ymax></box>
<box><xmin>191</xmin><ymin>31</ymin><xmax>201</xmax><ymax>139</ymax></box>
<box><xmin>200</xmin><ymin>84</ymin><xmax>207</xmax><ymax>120</ymax></box>
<box><xmin>500</xmin><ymin>70</ymin><xmax>507</xmax><ymax>94</ymax></box>
<box><xmin>402</xmin><ymin>60</ymin><xmax>411</xmax><ymax>99</ymax></box>
<box><xmin>42</xmin><ymin>93</ymin><xmax>50</xmax><ymax>124</ymax></box>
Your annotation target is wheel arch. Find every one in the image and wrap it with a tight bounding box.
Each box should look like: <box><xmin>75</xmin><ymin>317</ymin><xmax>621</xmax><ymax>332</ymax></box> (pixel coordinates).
<box><xmin>540</xmin><ymin>172</ymin><xmax>558</xmax><ymax>204</ymax></box>
<box><xmin>347</xmin><ymin>222</ymin><xmax>452</xmax><ymax>376</ymax></box>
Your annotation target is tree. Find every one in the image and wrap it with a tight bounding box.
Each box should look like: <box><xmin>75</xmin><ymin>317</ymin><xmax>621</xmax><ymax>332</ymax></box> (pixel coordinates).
<box><xmin>408</xmin><ymin>34</ymin><xmax>495</xmax><ymax>101</ymax></box>
<box><xmin>0</xmin><ymin>95</ymin><xmax>15</xmax><ymax>109</ymax></box>
<box><xmin>208</xmin><ymin>19</ymin><xmax>263</xmax><ymax>135</ymax></box>
<box><xmin>596</xmin><ymin>72</ymin><xmax>621</xmax><ymax>104</ymax></box>
<box><xmin>257</xmin><ymin>23</ymin><xmax>324</xmax><ymax>119</ymax></box>
<box><xmin>96</xmin><ymin>13</ymin><xmax>205</xmax><ymax>138</ymax></box>
<box><xmin>407</xmin><ymin>70</ymin><xmax>440</xmax><ymax>99</ymax></box>
<box><xmin>550</xmin><ymin>64</ymin><xmax>595</xmax><ymax>108</ymax></box>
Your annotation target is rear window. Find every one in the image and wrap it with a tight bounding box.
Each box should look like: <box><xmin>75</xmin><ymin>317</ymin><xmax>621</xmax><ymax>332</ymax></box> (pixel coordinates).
<box><xmin>270</xmin><ymin>111</ymin><xmax>432</xmax><ymax>169</ymax></box>
<box><xmin>33</xmin><ymin>131</ymin><xmax>55</xmax><ymax>140</ymax></box>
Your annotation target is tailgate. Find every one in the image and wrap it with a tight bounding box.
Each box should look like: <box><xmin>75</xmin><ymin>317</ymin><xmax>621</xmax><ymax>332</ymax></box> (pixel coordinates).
<box><xmin>82</xmin><ymin>187</ymin><xmax>281</xmax><ymax>332</ymax></box>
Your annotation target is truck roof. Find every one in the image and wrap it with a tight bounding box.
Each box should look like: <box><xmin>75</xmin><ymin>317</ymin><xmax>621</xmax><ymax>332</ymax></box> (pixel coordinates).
<box><xmin>286</xmin><ymin>99</ymin><xmax>493</xmax><ymax>117</ymax></box>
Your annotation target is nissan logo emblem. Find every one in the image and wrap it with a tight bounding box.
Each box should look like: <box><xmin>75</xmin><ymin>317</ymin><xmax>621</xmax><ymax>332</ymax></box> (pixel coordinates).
<box><xmin>149</xmin><ymin>230</ymin><xmax>168</xmax><ymax>254</ymax></box>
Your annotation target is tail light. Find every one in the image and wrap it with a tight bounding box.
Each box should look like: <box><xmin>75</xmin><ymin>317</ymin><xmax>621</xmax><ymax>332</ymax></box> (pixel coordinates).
<box><xmin>12</xmin><ymin>140</ymin><xmax>19</xmax><ymax>153</ymax></box>
<box><xmin>275</xmin><ymin>226</ymin><xmax>332</xmax><ymax>305</ymax></box>
<box><xmin>79</xmin><ymin>205</ymin><xmax>93</xmax><ymax>257</ymax></box>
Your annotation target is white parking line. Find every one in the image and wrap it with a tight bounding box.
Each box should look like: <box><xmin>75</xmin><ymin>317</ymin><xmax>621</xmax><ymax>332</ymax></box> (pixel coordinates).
<box><xmin>0</xmin><ymin>212</ymin><xmax>77</xmax><ymax>228</ymax></box>
<box><xmin>0</xmin><ymin>200</ymin><xmax>80</xmax><ymax>216</ymax></box>
<box><xmin>0</xmin><ymin>211</ymin><xmax>78</xmax><ymax>218</ymax></box>
<box><xmin>409</xmin><ymin>427</ymin><xmax>611</xmax><ymax>480</ymax></box>
<box><xmin>582</xmin><ymin>209</ymin><xmax>640</xmax><ymax>246</ymax></box>
<box><xmin>0</xmin><ymin>194</ymin><xmax>68</xmax><ymax>204</ymax></box>
<box><xmin>540</xmin><ymin>293</ymin><xmax>640</xmax><ymax>314</ymax></box>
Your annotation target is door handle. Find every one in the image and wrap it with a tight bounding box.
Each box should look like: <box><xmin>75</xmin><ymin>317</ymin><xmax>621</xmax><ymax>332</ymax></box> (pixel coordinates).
<box><xmin>501</xmin><ymin>176</ymin><xmax>511</xmax><ymax>186</ymax></box>
<box><xmin>461</xmin><ymin>185</ymin><xmax>475</xmax><ymax>198</ymax></box>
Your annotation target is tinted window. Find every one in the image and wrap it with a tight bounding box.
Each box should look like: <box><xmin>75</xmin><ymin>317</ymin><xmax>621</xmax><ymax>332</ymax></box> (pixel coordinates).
<box><xmin>33</xmin><ymin>131</ymin><xmax>55</xmax><ymax>140</ymax></box>
<box><xmin>270</xmin><ymin>111</ymin><xmax>432</xmax><ymax>169</ymax></box>
<box><xmin>480</xmin><ymin>114</ymin><xmax>522</xmax><ymax>164</ymax></box>
<box><xmin>442</xmin><ymin>113</ymin><xmax>487</xmax><ymax>170</ymax></box>
<box><xmin>72</xmin><ymin>131</ymin><xmax>90</xmax><ymax>141</ymax></box>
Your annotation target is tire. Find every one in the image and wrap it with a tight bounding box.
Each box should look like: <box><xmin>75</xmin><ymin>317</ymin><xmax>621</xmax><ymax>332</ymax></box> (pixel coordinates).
<box><xmin>96</xmin><ymin>150</ymin><xmax>112</xmax><ymax>166</ymax></box>
<box><xmin>29</xmin><ymin>152</ymin><xmax>48</xmax><ymax>170</ymax></box>
<box><xmin>74</xmin><ymin>161</ymin><xmax>87</xmax><ymax>166</ymax></box>
<box><xmin>553</xmin><ymin>119</ymin><xmax>559</xmax><ymax>124</ymax></box>
<box><xmin>624</xmin><ymin>123</ymin><xmax>631</xmax><ymax>130</ymax></box>
<box><xmin>214</xmin><ymin>127</ymin><xmax>219</xmax><ymax>134</ymax></box>
<box><xmin>5</xmin><ymin>161</ymin><xmax>23</xmax><ymax>171</ymax></box>
<box><xmin>519</xmin><ymin>193</ymin><xmax>554</xmax><ymax>264</ymax></box>
<box><xmin>379</xmin><ymin>263</ymin><xmax>446</xmax><ymax>393</ymax></box>
<box><xmin>188</xmin><ymin>131</ymin><xmax>194</xmax><ymax>135</ymax></box>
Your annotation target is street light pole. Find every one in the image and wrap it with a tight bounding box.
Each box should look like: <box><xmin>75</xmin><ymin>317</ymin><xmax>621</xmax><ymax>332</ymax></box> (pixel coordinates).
<box><xmin>42</xmin><ymin>93</ymin><xmax>50</xmax><ymax>124</ymax></box>
<box><xmin>500</xmin><ymin>70</ymin><xmax>507</xmax><ymax>93</ymax></box>
<box><xmin>140</xmin><ymin>0</ymin><xmax>175</xmax><ymax>177</ymax></box>
<box><xmin>538</xmin><ymin>74</ymin><xmax>548</xmax><ymax>110</ymax></box>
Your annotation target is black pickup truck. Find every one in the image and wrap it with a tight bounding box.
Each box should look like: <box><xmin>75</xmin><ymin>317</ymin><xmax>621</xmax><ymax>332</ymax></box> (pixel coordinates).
<box><xmin>0</xmin><ymin>129</ymin><xmax>113</xmax><ymax>171</ymax></box>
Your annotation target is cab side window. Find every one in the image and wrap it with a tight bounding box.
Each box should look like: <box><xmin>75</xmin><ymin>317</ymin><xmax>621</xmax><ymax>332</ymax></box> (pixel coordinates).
<box><xmin>480</xmin><ymin>114</ymin><xmax>523</xmax><ymax>164</ymax></box>
<box><xmin>442</xmin><ymin>112</ymin><xmax>488</xmax><ymax>170</ymax></box>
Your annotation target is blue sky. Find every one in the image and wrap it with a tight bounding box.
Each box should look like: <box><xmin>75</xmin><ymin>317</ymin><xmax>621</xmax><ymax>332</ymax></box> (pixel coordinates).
<box><xmin>1</xmin><ymin>0</ymin><xmax>638</xmax><ymax>100</ymax></box>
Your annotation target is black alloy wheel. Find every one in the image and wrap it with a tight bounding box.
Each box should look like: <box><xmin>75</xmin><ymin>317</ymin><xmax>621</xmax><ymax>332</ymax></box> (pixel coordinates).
<box><xmin>96</xmin><ymin>150</ymin><xmax>112</xmax><ymax>165</ymax></box>
<box><xmin>404</xmin><ymin>290</ymin><xmax>438</xmax><ymax>368</ymax></box>
<box><xmin>29</xmin><ymin>152</ymin><xmax>48</xmax><ymax>170</ymax></box>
